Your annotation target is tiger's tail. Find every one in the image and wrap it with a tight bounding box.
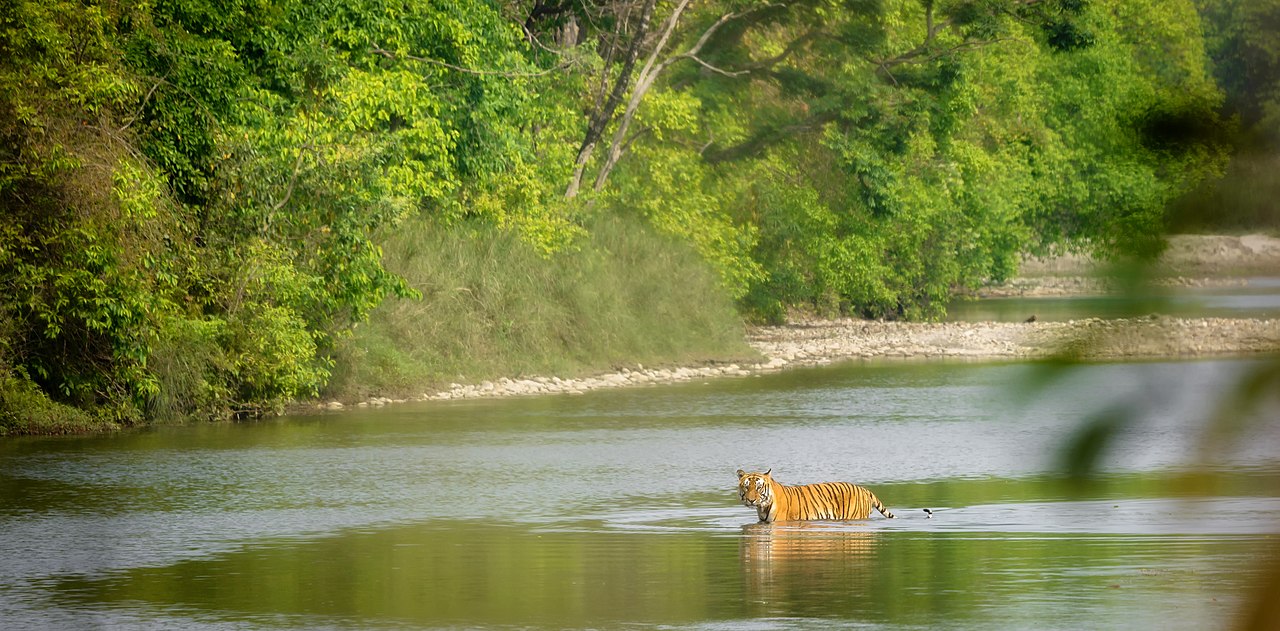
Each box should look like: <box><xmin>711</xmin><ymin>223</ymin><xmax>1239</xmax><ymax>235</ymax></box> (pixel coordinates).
<box><xmin>870</xmin><ymin>491</ymin><xmax>895</xmax><ymax>519</ymax></box>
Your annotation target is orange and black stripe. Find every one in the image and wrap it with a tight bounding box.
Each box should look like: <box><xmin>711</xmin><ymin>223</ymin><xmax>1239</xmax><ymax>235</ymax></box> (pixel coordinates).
<box><xmin>776</xmin><ymin>481</ymin><xmax>894</xmax><ymax>521</ymax></box>
<box><xmin>738</xmin><ymin>470</ymin><xmax>896</xmax><ymax>523</ymax></box>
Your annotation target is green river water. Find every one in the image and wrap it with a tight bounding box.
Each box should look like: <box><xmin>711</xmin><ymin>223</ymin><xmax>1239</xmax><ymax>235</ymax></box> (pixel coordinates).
<box><xmin>2</xmin><ymin>358</ymin><xmax>1278</xmax><ymax>629</ymax></box>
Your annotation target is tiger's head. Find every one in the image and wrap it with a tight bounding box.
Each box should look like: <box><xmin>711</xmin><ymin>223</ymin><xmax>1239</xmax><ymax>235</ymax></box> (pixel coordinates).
<box><xmin>737</xmin><ymin>468</ymin><xmax>774</xmax><ymax>509</ymax></box>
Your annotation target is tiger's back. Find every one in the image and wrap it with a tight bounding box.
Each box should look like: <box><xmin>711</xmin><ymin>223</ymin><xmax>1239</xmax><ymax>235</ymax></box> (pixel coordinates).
<box><xmin>777</xmin><ymin>481</ymin><xmax>894</xmax><ymax>521</ymax></box>
<box><xmin>737</xmin><ymin>469</ymin><xmax>895</xmax><ymax>523</ymax></box>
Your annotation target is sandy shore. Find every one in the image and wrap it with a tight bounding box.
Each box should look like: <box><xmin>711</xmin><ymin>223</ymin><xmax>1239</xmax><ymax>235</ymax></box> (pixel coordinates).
<box><xmin>315</xmin><ymin>235</ymin><xmax>1280</xmax><ymax>411</ymax></box>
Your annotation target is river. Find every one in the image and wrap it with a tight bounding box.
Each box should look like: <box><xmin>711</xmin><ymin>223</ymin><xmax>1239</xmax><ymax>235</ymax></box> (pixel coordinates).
<box><xmin>2</xmin><ymin>358</ymin><xmax>1278</xmax><ymax>629</ymax></box>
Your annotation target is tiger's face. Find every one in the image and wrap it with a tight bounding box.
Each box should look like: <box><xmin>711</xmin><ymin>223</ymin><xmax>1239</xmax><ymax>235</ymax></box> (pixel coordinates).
<box><xmin>737</xmin><ymin>469</ymin><xmax>773</xmax><ymax>508</ymax></box>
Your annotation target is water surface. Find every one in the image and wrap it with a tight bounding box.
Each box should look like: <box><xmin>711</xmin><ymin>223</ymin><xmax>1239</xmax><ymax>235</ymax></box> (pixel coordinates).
<box><xmin>2</xmin><ymin>359</ymin><xmax>1277</xmax><ymax>629</ymax></box>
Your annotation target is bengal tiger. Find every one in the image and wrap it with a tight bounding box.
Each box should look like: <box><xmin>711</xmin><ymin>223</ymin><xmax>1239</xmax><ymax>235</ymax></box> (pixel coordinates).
<box><xmin>737</xmin><ymin>468</ymin><xmax>896</xmax><ymax>522</ymax></box>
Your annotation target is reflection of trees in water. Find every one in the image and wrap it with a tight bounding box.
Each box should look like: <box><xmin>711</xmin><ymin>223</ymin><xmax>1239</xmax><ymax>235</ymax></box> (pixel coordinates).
<box><xmin>738</xmin><ymin>522</ymin><xmax>880</xmax><ymax>619</ymax></box>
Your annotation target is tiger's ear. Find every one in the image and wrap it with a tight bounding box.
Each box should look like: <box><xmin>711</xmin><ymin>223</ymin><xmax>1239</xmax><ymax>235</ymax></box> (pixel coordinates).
<box><xmin>736</xmin><ymin>469</ymin><xmax>746</xmax><ymax>478</ymax></box>
<box><xmin>764</xmin><ymin>468</ymin><xmax>771</xmax><ymax>476</ymax></box>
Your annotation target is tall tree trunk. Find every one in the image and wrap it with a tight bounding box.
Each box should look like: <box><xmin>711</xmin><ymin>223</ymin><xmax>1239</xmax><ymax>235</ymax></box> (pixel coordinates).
<box><xmin>593</xmin><ymin>4</ymin><xmax>748</xmax><ymax>193</ymax></box>
<box><xmin>565</xmin><ymin>0</ymin><xmax>657</xmax><ymax>199</ymax></box>
<box><xmin>592</xmin><ymin>0</ymin><xmax>694</xmax><ymax>193</ymax></box>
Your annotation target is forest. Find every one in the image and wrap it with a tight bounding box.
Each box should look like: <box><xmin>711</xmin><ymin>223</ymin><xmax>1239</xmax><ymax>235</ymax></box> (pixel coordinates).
<box><xmin>1</xmin><ymin>0</ymin><xmax>1276</xmax><ymax>432</ymax></box>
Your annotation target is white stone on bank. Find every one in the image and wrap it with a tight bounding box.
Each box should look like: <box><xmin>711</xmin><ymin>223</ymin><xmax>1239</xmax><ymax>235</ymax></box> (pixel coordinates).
<box><xmin>311</xmin><ymin>315</ymin><xmax>1278</xmax><ymax>414</ymax></box>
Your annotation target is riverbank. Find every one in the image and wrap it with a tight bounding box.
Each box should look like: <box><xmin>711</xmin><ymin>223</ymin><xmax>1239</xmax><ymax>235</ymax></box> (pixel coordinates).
<box><xmin>314</xmin><ymin>315</ymin><xmax>1280</xmax><ymax>410</ymax></box>
<box><xmin>747</xmin><ymin>315</ymin><xmax>1280</xmax><ymax>365</ymax></box>
<box><xmin>311</xmin><ymin>233</ymin><xmax>1280</xmax><ymax>411</ymax></box>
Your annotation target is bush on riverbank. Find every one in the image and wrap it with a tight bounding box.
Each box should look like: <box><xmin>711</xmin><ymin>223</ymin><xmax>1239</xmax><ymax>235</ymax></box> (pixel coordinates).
<box><xmin>323</xmin><ymin>215</ymin><xmax>755</xmax><ymax>402</ymax></box>
<box><xmin>0</xmin><ymin>374</ymin><xmax>118</xmax><ymax>436</ymax></box>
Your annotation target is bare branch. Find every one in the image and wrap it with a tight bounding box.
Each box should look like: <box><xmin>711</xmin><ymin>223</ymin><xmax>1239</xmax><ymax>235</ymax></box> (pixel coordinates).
<box><xmin>590</xmin><ymin>0</ymin><xmax>695</xmax><ymax>192</ymax></box>
<box><xmin>566</xmin><ymin>0</ymin><xmax>659</xmax><ymax>198</ymax></box>
<box><xmin>588</xmin><ymin>2</ymin><xmax>790</xmax><ymax>192</ymax></box>
<box><xmin>117</xmin><ymin>76</ymin><xmax>167</xmax><ymax>133</ymax></box>
<box><xmin>270</xmin><ymin>145</ymin><xmax>309</xmax><ymax>214</ymax></box>
<box><xmin>743</xmin><ymin>29</ymin><xmax>820</xmax><ymax>72</ymax></box>
<box><xmin>873</xmin><ymin>0</ymin><xmax>1047</xmax><ymax>72</ymax></box>
<box><xmin>620</xmin><ymin>125</ymin><xmax>650</xmax><ymax>155</ymax></box>
<box><xmin>520</xmin><ymin>23</ymin><xmax>571</xmax><ymax>56</ymax></box>
<box><xmin>687</xmin><ymin>55</ymin><xmax>751</xmax><ymax>77</ymax></box>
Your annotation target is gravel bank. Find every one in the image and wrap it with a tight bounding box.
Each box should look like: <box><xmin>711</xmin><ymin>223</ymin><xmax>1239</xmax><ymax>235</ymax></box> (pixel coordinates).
<box><xmin>315</xmin><ymin>316</ymin><xmax>1280</xmax><ymax>411</ymax></box>
<box><xmin>746</xmin><ymin>316</ymin><xmax>1280</xmax><ymax>366</ymax></box>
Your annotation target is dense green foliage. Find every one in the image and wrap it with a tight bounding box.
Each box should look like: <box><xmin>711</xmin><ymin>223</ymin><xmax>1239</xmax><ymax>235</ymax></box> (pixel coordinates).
<box><xmin>593</xmin><ymin>0</ymin><xmax>1227</xmax><ymax>320</ymax></box>
<box><xmin>0</xmin><ymin>0</ymin><xmax>1254</xmax><ymax>431</ymax></box>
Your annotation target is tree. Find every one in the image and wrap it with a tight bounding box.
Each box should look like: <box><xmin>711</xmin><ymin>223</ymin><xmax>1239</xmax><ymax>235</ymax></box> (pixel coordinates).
<box><xmin>564</xmin><ymin>0</ymin><xmax>659</xmax><ymax>199</ymax></box>
<box><xmin>591</xmin><ymin>0</ymin><xmax>1225</xmax><ymax>319</ymax></box>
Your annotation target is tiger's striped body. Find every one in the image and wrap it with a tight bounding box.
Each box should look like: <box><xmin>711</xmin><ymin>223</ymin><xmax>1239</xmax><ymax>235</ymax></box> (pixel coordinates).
<box><xmin>737</xmin><ymin>469</ymin><xmax>895</xmax><ymax>522</ymax></box>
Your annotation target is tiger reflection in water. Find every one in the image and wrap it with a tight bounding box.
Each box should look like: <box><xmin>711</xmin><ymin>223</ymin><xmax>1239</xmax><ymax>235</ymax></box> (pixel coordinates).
<box><xmin>738</xmin><ymin>520</ymin><xmax>880</xmax><ymax>612</ymax></box>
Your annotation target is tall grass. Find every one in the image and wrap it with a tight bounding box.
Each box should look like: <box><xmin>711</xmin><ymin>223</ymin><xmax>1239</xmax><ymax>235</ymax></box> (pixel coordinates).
<box><xmin>324</xmin><ymin>214</ymin><xmax>757</xmax><ymax>400</ymax></box>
